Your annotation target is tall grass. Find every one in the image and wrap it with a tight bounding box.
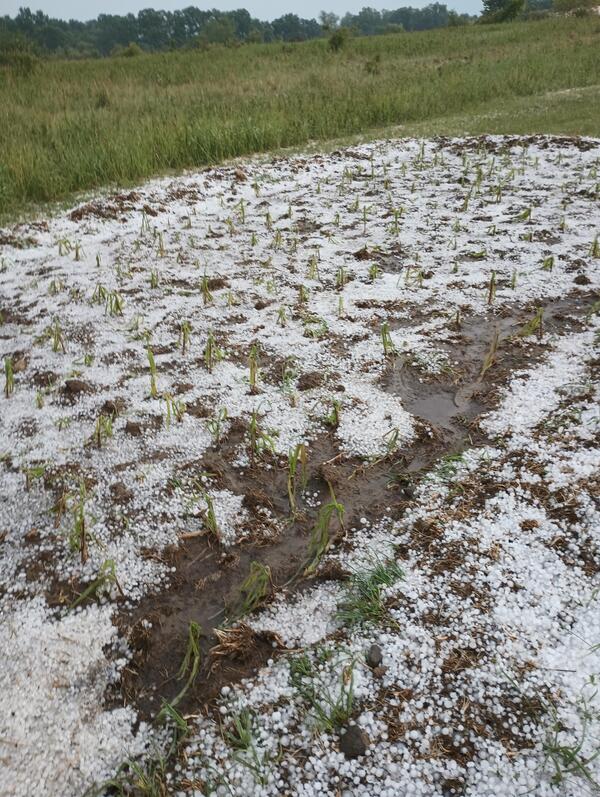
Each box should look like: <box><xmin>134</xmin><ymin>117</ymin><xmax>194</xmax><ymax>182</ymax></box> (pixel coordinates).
<box><xmin>0</xmin><ymin>18</ymin><xmax>598</xmax><ymax>219</ymax></box>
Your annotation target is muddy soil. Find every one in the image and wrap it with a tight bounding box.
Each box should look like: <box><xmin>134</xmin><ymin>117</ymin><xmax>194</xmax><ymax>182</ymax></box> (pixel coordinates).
<box><xmin>114</xmin><ymin>293</ymin><xmax>596</xmax><ymax>721</ymax></box>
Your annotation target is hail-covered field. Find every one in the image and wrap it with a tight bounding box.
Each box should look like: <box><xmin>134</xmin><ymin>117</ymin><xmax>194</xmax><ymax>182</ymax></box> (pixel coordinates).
<box><xmin>1</xmin><ymin>135</ymin><xmax>599</xmax><ymax>797</ymax></box>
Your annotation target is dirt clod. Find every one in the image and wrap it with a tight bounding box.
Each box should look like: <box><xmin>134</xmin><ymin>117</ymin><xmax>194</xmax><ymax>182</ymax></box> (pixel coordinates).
<box><xmin>340</xmin><ymin>725</ymin><xmax>370</xmax><ymax>759</ymax></box>
<box><xmin>366</xmin><ymin>644</ymin><xmax>383</xmax><ymax>668</ymax></box>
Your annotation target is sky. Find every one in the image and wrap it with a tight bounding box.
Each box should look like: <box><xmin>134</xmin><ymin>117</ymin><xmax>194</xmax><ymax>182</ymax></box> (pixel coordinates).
<box><xmin>0</xmin><ymin>0</ymin><xmax>484</xmax><ymax>22</ymax></box>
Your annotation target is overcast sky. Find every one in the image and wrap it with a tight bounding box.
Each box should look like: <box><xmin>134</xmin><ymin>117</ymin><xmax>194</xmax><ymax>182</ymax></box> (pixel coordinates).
<box><xmin>1</xmin><ymin>0</ymin><xmax>484</xmax><ymax>21</ymax></box>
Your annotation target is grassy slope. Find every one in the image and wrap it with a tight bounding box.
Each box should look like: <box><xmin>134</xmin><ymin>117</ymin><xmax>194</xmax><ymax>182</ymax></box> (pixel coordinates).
<box><xmin>0</xmin><ymin>17</ymin><xmax>599</xmax><ymax>220</ymax></box>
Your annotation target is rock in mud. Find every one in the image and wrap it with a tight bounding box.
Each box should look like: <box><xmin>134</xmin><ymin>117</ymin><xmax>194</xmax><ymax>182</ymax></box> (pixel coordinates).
<box><xmin>340</xmin><ymin>725</ymin><xmax>369</xmax><ymax>759</ymax></box>
<box><xmin>366</xmin><ymin>644</ymin><xmax>383</xmax><ymax>668</ymax></box>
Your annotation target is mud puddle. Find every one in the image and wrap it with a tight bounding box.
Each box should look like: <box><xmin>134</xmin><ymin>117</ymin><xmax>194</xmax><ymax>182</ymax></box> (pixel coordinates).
<box><xmin>383</xmin><ymin>296</ymin><xmax>592</xmax><ymax>447</ymax></box>
<box><xmin>116</xmin><ymin>292</ymin><xmax>596</xmax><ymax>721</ymax></box>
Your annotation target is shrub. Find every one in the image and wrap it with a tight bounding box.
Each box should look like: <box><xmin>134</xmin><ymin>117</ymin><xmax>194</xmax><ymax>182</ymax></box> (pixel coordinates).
<box><xmin>111</xmin><ymin>42</ymin><xmax>143</xmax><ymax>58</ymax></box>
<box><xmin>328</xmin><ymin>27</ymin><xmax>351</xmax><ymax>52</ymax></box>
<box><xmin>0</xmin><ymin>32</ymin><xmax>38</xmax><ymax>76</ymax></box>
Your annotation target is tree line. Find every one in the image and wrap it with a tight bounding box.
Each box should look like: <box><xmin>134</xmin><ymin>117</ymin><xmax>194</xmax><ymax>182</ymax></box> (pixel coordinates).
<box><xmin>0</xmin><ymin>5</ymin><xmax>473</xmax><ymax>58</ymax></box>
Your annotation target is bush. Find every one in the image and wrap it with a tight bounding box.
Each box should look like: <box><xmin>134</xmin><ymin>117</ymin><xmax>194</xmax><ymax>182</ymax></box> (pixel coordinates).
<box><xmin>553</xmin><ymin>0</ymin><xmax>598</xmax><ymax>12</ymax></box>
<box><xmin>0</xmin><ymin>32</ymin><xmax>38</xmax><ymax>76</ymax></box>
<box><xmin>481</xmin><ymin>0</ymin><xmax>526</xmax><ymax>22</ymax></box>
<box><xmin>328</xmin><ymin>27</ymin><xmax>351</xmax><ymax>52</ymax></box>
<box><xmin>0</xmin><ymin>50</ymin><xmax>38</xmax><ymax>76</ymax></box>
<box><xmin>111</xmin><ymin>42</ymin><xmax>143</xmax><ymax>58</ymax></box>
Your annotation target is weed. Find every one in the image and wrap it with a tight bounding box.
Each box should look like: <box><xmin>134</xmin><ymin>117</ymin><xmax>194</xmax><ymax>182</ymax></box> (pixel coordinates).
<box><xmin>307</xmin><ymin>254</ymin><xmax>320</xmax><ymax>281</ymax></box>
<box><xmin>303</xmin><ymin>315</ymin><xmax>328</xmax><ymax>340</ymax></box>
<box><xmin>324</xmin><ymin>399</ymin><xmax>341</xmax><ymax>428</ymax></box>
<box><xmin>543</xmin><ymin>699</ymin><xmax>600</xmax><ymax>790</ymax></box>
<box><xmin>287</xmin><ymin>442</ymin><xmax>308</xmax><ymax>516</ymax></box>
<box><xmin>480</xmin><ymin>328</ymin><xmax>500</xmax><ymax>377</ymax></box>
<box><xmin>204</xmin><ymin>329</ymin><xmax>224</xmax><ymax>373</ymax></box>
<box><xmin>105</xmin><ymin>290</ymin><xmax>124</xmax><ymax>316</ymax></box>
<box><xmin>518</xmin><ymin>307</ymin><xmax>544</xmax><ymax>338</ymax></box>
<box><xmin>225</xmin><ymin>709</ymin><xmax>254</xmax><ymax>751</ymax></box>
<box><xmin>487</xmin><ymin>270</ymin><xmax>497</xmax><ymax>305</ymax></box>
<box><xmin>51</xmin><ymin>318</ymin><xmax>66</xmax><ymax>353</ymax></box>
<box><xmin>541</xmin><ymin>255</ymin><xmax>555</xmax><ymax>272</ymax></box>
<box><xmin>164</xmin><ymin>394</ymin><xmax>186</xmax><ymax>426</ymax></box>
<box><xmin>514</xmin><ymin>206</ymin><xmax>532</xmax><ymax>223</ymax></box>
<box><xmin>160</xmin><ymin>620</ymin><xmax>202</xmax><ymax>712</ymax></box>
<box><xmin>290</xmin><ymin>651</ymin><xmax>355</xmax><ymax>733</ymax></box>
<box><xmin>233</xmin><ymin>561</ymin><xmax>272</xmax><ymax>617</ymax></box>
<box><xmin>91</xmin><ymin>283</ymin><xmax>108</xmax><ymax>304</ymax></box>
<box><xmin>57</xmin><ymin>238</ymin><xmax>72</xmax><ymax>256</ymax></box>
<box><xmin>304</xmin><ymin>497</ymin><xmax>345</xmax><ymax>575</ymax></box>
<box><xmin>382</xmin><ymin>427</ymin><xmax>401</xmax><ymax>456</ymax></box>
<box><xmin>337</xmin><ymin>559</ymin><xmax>403</xmax><ymax>626</ymax></box>
<box><xmin>369</xmin><ymin>263</ymin><xmax>381</xmax><ymax>281</ymax></box>
<box><xmin>430</xmin><ymin>452</ymin><xmax>465</xmax><ymax>483</ymax></box>
<box><xmin>48</xmin><ymin>278</ymin><xmax>65</xmax><ymax>295</ymax></box>
<box><xmin>159</xmin><ymin>702</ymin><xmax>189</xmax><ymax>735</ymax></box>
<box><xmin>70</xmin><ymin>559</ymin><xmax>124</xmax><ymax>609</ymax></box>
<box><xmin>92</xmin><ymin>414</ymin><xmax>113</xmax><ymax>448</ymax></box>
<box><xmin>223</xmin><ymin>708</ymin><xmax>271</xmax><ymax>786</ymax></box>
<box><xmin>179</xmin><ymin>320</ymin><xmax>191</xmax><ymax>355</ymax></box>
<box><xmin>4</xmin><ymin>357</ymin><xmax>14</xmax><ymax>398</ymax></box>
<box><xmin>248</xmin><ymin>409</ymin><xmax>277</xmax><ymax>462</ymax></box>
<box><xmin>200</xmin><ymin>272</ymin><xmax>213</xmax><ymax>305</ymax></box>
<box><xmin>147</xmin><ymin>346</ymin><xmax>159</xmax><ymax>397</ymax></box>
<box><xmin>24</xmin><ymin>463</ymin><xmax>46</xmax><ymax>491</ymax></box>
<box><xmin>206</xmin><ymin>408</ymin><xmax>228</xmax><ymax>444</ymax></box>
<box><xmin>248</xmin><ymin>343</ymin><xmax>260</xmax><ymax>391</ymax></box>
<box><xmin>69</xmin><ymin>479</ymin><xmax>89</xmax><ymax>563</ymax></box>
<box><xmin>202</xmin><ymin>492</ymin><xmax>219</xmax><ymax>538</ymax></box>
<box><xmin>298</xmin><ymin>285</ymin><xmax>309</xmax><ymax>307</ymax></box>
<box><xmin>381</xmin><ymin>321</ymin><xmax>397</xmax><ymax>358</ymax></box>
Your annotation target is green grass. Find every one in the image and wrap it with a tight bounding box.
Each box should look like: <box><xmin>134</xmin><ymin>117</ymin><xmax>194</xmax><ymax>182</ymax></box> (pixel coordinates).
<box><xmin>337</xmin><ymin>559</ymin><xmax>404</xmax><ymax>627</ymax></box>
<box><xmin>1</xmin><ymin>18</ymin><xmax>599</xmax><ymax>221</ymax></box>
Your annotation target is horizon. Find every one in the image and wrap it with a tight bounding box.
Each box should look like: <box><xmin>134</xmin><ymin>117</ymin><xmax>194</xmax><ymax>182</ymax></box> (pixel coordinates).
<box><xmin>1</xmin><ymin>0</ymin><xmax>484</xmax><ymax>24</ymax></box>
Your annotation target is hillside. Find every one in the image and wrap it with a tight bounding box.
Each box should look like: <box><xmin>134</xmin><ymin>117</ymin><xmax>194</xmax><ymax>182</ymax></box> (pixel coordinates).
<box><xmin>0</xmin><ymin>17</ymin><xmax>599</xmax><ymax>221</ymax></box>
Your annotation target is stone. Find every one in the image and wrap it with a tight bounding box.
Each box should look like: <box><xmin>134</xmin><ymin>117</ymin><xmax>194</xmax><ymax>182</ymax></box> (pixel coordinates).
<box><xmin>339</xmin><ymin>725</ymin><xmax>369</xmax><ymax>759</ymax></box>
<box><xmin>366</xmin><ymin>644</ymin><xmax>383</xmax><ymax>668</ymax></box>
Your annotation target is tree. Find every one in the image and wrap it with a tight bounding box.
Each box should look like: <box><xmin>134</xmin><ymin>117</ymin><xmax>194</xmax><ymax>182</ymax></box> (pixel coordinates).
<box><xmin>482</xmin><ymin>0</ymin><xmax>525</xmax><ymax>18</ymax></box>
<box><xmin>319</xmin><ymin>11</ymin><xmax>339</xmax><ymax>30</ymax></box>
<box><xmin>553</xmin><ymin>0</ymin><xmax>596</xmax><ymax>10</ymax></box>
<box><xmin>199</xmin><ymin>16</ymin><xmax>236</xmax><ymax>45</ymax></box>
